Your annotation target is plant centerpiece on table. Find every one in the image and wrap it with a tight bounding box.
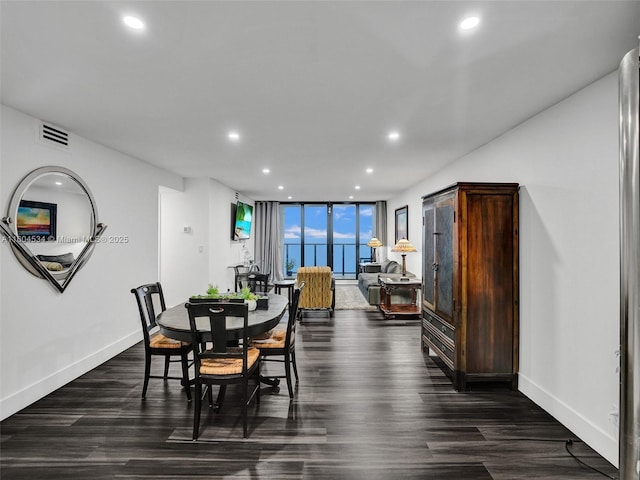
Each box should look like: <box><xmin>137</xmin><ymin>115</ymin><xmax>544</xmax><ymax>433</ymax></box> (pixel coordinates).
<box><xmin>189</xmin><ymin>284</ymin><xmax>266</xmax><ymax>311</ymax></box>
<box><xmin>206</xmin><ymin>284</ymin><xmax>219</xmax><ymax>298</ymax></box>
<box><xmin>190</xmin><ymin>284</ymin><xmax>225</xmax><ymax>301</ymax></box>
<box><xmin>238</xmin><ymin>287</ymin><xmax>258</xmax><ymax>311</ymax></box>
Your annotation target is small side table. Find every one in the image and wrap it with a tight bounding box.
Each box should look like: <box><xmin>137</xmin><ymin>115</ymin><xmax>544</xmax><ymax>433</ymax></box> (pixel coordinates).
<box><xmin>378</xmin><ymin>277</ymin><xmax>421</xmax><ymax>319</ymax></box>
<box><xmin>273</xmin><ymin>279</ymin><xmax>296</xmax><ymax>305</ymax></box>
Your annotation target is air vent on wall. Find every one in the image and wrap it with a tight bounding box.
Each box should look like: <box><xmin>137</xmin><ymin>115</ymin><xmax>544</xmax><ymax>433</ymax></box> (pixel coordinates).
<box><xmin>235</xmin><ymin>192</ymin><xmax>239</xmax><ymax>200</ymax></box>
<box><xmin>38</xmin><ymin>122</ymin><xmax>69</xmax><ymax>148</ymax></box>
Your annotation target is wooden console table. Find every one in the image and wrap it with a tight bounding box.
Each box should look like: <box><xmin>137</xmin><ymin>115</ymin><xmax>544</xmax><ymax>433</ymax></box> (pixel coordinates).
<box><xmin>378</xmin><ymin>277</ymin><xmax>421</xmax><ymax>318</ymax></box>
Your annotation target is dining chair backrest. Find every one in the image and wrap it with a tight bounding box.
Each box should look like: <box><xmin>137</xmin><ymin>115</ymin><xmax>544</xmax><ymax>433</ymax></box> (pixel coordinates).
<box><xmin>131</xmin><ymin>282</ymin><xmax>166</xmax><ymax>343</ymax></box>
<box><xmin>185</xmin><ymin>301</ymin><xmax>251</xmax><ymax>374</ymax></box>
<box><xmin>285</xmin><ymin>282</ymin><xmax>304</xmax><ymax>348</ymax></box>
<box><xmin>247</xmin><ymin>272</ymin><xmax>270</xmax><ymax>294</ymax></box>
<box><xmin>234</xmin><ymin>264</ymin><xmax>261</xmax><ymax>291</ymax></box>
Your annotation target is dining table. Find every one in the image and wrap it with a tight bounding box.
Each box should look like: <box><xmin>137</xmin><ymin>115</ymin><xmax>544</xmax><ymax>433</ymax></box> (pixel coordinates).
<box><xmin>156</xmin><ymin>292</ymin><xmax>288</xmax><ymax>343</ymax></box>
<box><xmin>156</xmin><ymin>293</ymin><xmax>289</xmax><ymax>403</ymax></box>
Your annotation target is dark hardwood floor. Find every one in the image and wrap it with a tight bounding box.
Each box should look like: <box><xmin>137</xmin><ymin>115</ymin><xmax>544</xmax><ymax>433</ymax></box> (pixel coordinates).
<box><xmin>1</xmin><ymin>309</ymin><xmax>618</xmax><ymax>479</ymax></box>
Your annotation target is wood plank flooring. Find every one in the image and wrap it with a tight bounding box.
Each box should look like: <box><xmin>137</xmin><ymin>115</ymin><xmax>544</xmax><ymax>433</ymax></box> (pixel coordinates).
<box><xmin>1</xmin><ymin>309</ymin><xmax>619</xmax><ymax>479</ymax></box>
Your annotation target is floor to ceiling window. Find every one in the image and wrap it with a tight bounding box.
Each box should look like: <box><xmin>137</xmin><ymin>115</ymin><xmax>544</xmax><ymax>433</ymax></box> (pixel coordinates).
<box><xmin>282</xmin><ymin>202</ymin><xmax>376</xmax><ymax>279</ymax></box>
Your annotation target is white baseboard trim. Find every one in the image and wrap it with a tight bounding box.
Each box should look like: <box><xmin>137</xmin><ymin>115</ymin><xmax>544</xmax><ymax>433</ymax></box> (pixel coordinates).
<box><xmin>518</xmin><ymin>373</ymin><xmax>618</xmax><ymax>467</ymax></box>
<box><xmin>0</xmin><ymin>331</ymin><xmax>140</xmax><ymax>420</ymax></box>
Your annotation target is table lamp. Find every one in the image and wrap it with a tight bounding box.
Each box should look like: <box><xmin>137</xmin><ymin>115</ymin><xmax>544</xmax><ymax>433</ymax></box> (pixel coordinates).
<box><xmin>367</xmin><ymin>237</ymin><xmax>383</xmax><ymax>262</ymax></box>
<box><xmin>391</xmin><ymin>238</ymin><xmax>416</xmax><ymax>277</ymax></box>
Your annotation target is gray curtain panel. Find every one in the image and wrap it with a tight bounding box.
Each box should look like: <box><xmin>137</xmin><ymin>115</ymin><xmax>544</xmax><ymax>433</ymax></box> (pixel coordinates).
<box><xmin>375</xmin><ymin>200</ymin><xmax>387</xmax><ymax>261</ymax></box>
<box><xmin>254</xmin><ymin>201</ymin><xmax>283</xmax><ymax>282</ymax></box>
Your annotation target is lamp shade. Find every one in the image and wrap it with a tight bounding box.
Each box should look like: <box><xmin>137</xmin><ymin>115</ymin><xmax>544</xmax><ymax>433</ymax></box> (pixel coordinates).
<box><xmin>367</xmin><ymin>237</ymin><xmax>383</xmax><ymax>248</ymax></box>
<box><xmin>391</xmin><ymin>238</ymin><xmax>416</xmax><ymax>253</ymax></box>
<box><xmin>392</xmin><ymin>238</ymin><xmax>416</xmax><ymax>277</ymax></box>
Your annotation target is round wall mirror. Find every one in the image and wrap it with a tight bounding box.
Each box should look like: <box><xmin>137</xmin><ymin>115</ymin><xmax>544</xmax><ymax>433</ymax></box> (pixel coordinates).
<box><xmin>1</xmin><ymin>166</ymin><xmax>106</xmax><ymax>292</ymax></box>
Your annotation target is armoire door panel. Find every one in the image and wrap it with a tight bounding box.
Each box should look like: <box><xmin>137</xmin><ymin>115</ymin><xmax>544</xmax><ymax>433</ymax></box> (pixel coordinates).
<box><xmin>435</xmin><ymin>201</ymin><xmax>454</xmax><ymax>320</ymax></box>
<box><xmin>465</xmin><ymin>193</ymin><xmax>515</xmax><ymax>373</ymax></box>
<box><xmin>422</xmin><ymin>204</ymin><xmax>435</xmax><ymax>309</ymax></box>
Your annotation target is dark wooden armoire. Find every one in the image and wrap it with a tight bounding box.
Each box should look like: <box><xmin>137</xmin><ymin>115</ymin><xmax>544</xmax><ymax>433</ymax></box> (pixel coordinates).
<box><xmin>421</xmin><ymin>182</ymin><xmax>519</xmax><ymax>390</ymax></box>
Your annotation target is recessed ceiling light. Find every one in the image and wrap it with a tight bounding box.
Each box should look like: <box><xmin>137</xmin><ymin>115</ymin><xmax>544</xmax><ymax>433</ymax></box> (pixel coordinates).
<box><xmin>349</xmin><ymin>195</ymin><xmax>354</xmax><ymax>200</ymax></box>
<box><xmin>278</xmin><ymin>185</ymin><xmax>284</xmax><ymax>190</ymax></box>
<box><xmin>366</xmin><ymin>168</ymin><xmax>374</xmax><ymax>174</ymax></box>
<box><xmin>262</xmin><ymin>168</ymin><xmax>270</xmax><ymax>174</ymax></box>
<box><xmin>55</xmin><ymin>181</ymin><xmax>62</xmax><ymax>186</ymax></box>
<box><xmin>227</xmin><ymin>131</ymin><xmax>241</xmax><ymax>142</ymax></box>
<box><xmin>287</xmin><ymin>196</ymin><xmax>292</xmax><ymax>200</ymax></box>
<box><xmin>387</xmin><ymin>131</ymin><xmax>401</xmax><ymax>142</ymax></box>
<box><xmin>355</xmin><ymin>185</ymin><xmax>361</xmax><ymax>190</ymax></box>
<box><xmin>123</xmin><ymin>16</ymin><xmax>145</xmax><ymax>30</ymax></box>
<box><xmin>460</xmin><ymin>16</ymin><xmax>480</xmax><ymax>30</ymax></box>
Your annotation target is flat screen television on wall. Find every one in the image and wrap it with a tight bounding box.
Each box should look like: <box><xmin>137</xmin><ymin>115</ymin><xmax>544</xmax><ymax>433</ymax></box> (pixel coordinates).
<box><xmin>233</xmin><ymin>201</ymin><xmax>253</xmax><ymax>241</ymax></box>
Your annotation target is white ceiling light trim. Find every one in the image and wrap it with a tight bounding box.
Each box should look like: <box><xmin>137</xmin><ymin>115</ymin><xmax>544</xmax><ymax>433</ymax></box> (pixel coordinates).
<box><xmin>459</xmin><ymin>16</ymin><xmax>480</xmax><ymax>30</ymax></box>
<box><xmin>387</xmin><ymin>131</ymin><xmax>401</xmax><ymax>142</ymax></box>
<box><xmin>123</xmin><ymin>16</ymin><xmax>145</xmax><ymax>30</ymax></box>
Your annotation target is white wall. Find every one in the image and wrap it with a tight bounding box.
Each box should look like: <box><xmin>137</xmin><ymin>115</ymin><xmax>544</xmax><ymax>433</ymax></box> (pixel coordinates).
<box><xmin>159</xmin><ymin>179</ymin><xmax>255</xmax><ymax>307</ymax></box>
<box><xmin>0</xmin><ymin>105</ymin><xmax>183</xmax><ymax>419</ymax></box>
<box><xmin>159</xmin><ymin>180</ymin><xmax>211</xmax><ymax>307</ymax></box>
<box><xmin>387</xmin><ymin>72</ymin><xmax>620</xmax><ymax>465</ymax></box>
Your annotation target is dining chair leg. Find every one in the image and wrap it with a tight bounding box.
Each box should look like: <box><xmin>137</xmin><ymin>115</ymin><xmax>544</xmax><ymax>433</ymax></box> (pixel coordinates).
<box><xmin>207</xmin><ymin>385</ymin><xmax>214</xmax><ymax>408</ymax></box>
<box><xmin>180</xmin><ymin>351</ymin><xmax>192</xmax><ymax>402</ymax></box>
<box><xmin>163</xmin><ymin>356</ymin><xmax>170</xmax><ymax>380</ymax></box>
<box><xmin>242</xmin><ymin>380</ymin><xmax>248</xmax><ymax>439</ymax></box>
<box><xmin>142</xmin><ymin>351</ymin><xmax>151</xmax><ymax>399</ymax></box>
<box><xmin>291</xmin><ymin>350</ymin><xmax>299</xmax><ymax>383</ymax></box>
<box><xmin>284</xmin><ymin>354</ymin><xmax>294</xmax><ymax>399</ymax></box>
<box><xmin>193</xmin><ymin>383</ymin><xmax>202</xmax><ymax>441</ymax></box>
<box><xmin>214</xmin><ymin>385</ymin><xmax>226</xmax><ymax>410</ymax></box>
<box><xmin>256</xmin><ymin>369</ymin><xmax>261</xmax><ymax>406</ymax></box>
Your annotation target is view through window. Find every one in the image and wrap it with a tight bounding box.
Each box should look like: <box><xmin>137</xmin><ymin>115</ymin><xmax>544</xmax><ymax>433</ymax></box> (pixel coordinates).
<box><xmin>282</xmin><ymin>203</ymin><xmax>376</xmax><ymax>279</ymax></box>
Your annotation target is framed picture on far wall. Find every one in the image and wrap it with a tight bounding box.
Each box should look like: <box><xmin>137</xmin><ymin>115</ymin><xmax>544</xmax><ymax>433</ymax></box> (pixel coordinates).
<box><xmin>395</xmin><ymin>205</ymin><xmax>408</xmax><ymax>243</ymax></box>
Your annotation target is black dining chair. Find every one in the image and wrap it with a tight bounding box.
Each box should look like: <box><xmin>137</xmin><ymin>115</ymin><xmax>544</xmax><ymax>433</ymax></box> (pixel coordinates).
<box><xmin>250</xmin><ymin>283</ymin><xmax>304</xmax><ymax>399</ymax></box>
<box><xmin>233</xmin><ymin>263</ymin><xmax>262</xmax><ymax>292</ymax></box>
<box><xmin>130</xmin><ymin>283</ymin><xmax>192</xmax><ymax>402</ymax></box>
<box><xmin>247</xmin><ymin>271</ymin><xmax>272</xmax><ymax>294</ymax></box>
<box><xmin>185</xmin><ymin>301</ymin><xmax>261</xmax><ymax>440</ymax></box>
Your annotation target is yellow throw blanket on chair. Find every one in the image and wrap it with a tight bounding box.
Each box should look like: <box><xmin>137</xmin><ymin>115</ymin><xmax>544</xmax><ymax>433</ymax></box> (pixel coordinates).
<box><xmin>296</xmin><ymin>266</ymin><xmax>333</xmax><ymax>309</ymax></box>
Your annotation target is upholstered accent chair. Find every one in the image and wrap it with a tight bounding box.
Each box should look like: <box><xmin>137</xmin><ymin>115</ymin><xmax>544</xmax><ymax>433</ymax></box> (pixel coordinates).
<box><xmin>130</xmin><ymin>283</ymin><xmax>192</xmax><ymax>402</ymax></box>
<box><xmin>295</xmin><ymin>266</ymin><xmax>335</xmax><ymax>319</ymax></box>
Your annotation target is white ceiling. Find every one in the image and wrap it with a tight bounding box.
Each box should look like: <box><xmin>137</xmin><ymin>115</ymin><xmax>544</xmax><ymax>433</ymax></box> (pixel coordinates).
<box><xmin>2</xmin><ymin>1</ymin><xmax>639</xmax><ymax>201</ymax></box>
